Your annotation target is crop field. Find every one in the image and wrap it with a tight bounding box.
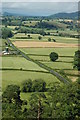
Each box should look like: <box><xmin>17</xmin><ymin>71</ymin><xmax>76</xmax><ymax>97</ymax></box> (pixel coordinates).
<box><xmin>23</xmin><ymin>20</ymin><xmax>39</xmax><ymax>26</ymax></box>
<box><xmin>2</xmin><ymin>70</ymin><xmax>61</xmax><ymax>91</ymax></box>
<box><xmin>2</xmin><ymin>56</ymin><xmax>46</xmax><ymax>71</ymax></box>
<box><xmin>11</xmin><ymin>33</ymin><xmax>78</xmax><ymax>44</ymax></box>
<box><xmin>13</xmin><ymin>41</ymin><xmax>78</xmax><ymax>48</ymax></box>
<box><xmin>19</xmin><ymin>47</ymin><xmax>79</xmax><ymax>82</ymax></box>
<box><xmin>2</xmin><ymin>43</ymin><xmax>78</xmax><ymax>93</ymax></box>
<box><xmin>20</xmin><ymin>47</ymin><xmax>78</xmax><ymax>56</ymax></box>
<box><xmin>2</xmin><ymin>55</ymin><xmax>62</xmax><ymax>91</ymax></box>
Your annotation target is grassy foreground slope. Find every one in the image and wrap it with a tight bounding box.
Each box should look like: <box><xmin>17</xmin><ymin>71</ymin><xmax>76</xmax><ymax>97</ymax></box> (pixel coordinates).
<box><xmin>2</xmin><ymin>70</ymin><xmax>61</xmax><ymax>91</ymax></box>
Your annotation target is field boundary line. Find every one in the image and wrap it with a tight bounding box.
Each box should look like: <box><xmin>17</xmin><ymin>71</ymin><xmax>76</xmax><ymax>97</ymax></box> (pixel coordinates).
<box><xmin>7</xmin><ymin>38</ymin><xmax>70</xmax><ymax>84</ymax></box>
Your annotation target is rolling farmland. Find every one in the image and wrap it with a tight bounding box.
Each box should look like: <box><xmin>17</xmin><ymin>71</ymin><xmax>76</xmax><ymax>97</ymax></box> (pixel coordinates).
<box><xmin>1</xmin><ymin>11</ymin><xmax>79</xmax><ymax>119</ymax></box>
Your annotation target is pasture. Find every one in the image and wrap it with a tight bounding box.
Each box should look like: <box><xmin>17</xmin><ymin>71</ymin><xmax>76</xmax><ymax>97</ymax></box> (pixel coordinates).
<box><xmin>20</xmin><ymin>47</ymin><xmax>78</xmax><ymax>56</ymax></box>
<box><xmin>2</xmin><ymin>56</ymin><xmax>46</xmax><ymax>71</ymax></box>
<box><xmin>20</xmin><ymin>47</ymin><xmax>78</xmax><ymax>82</ymax></box>
<box><xmin>2</xmin><ymin>18</ymin><xmax>79</xmax><ymax>94</ymax></box>
<box><xmin>2</xmin><ymin>55</ymin><xmax>62</xmax><ymax>91</ymax></box>
<box><xmin>2</xmin><ymin>70</ymin><xmax>61</xmax><ymax>91</ymax></box>
<box><xmin>11</xmin><ymin>33</ymin><xmax>78</xmax><ymax>44</ymax></box>
<box><xmin>23</xmin><ymin>20</ymin><xmax>39</xmax><ymax>27</ymax></box>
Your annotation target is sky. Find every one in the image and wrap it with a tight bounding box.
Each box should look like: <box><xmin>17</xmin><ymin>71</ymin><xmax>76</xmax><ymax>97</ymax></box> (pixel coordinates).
<box><xmin>1</xmin><ymin>1</ymin><xmax>79</xmax><ymax>16</ymax></box>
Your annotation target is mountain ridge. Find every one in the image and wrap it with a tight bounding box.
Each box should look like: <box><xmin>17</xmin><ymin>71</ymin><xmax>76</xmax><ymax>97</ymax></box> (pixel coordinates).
<box><xmin>3</xmin><ymin>11</ymin><xmax>80</xmax><ymax>19</ymax></box>
<box><xmin>49</xmin><ymin>11</ymin><xmax>80</xmax><ymax>19</ymax></box>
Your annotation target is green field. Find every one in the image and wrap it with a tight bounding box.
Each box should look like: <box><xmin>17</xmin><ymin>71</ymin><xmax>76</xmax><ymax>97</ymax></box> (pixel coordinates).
<box><xmin>20</xmin><ymin>47</ymin><xmax>78</xmax><ymax>56</ymax></box>
<box><xmin>23</xmin><ymin>20</ymin><xmax>39</xmax><ymax>26</ymax></box>
<box><xmin>2</xmin><ymin>70</ymin><xmax>61</xmax><ymax>91</ymax></box>
<box><xmin>11</xmin><ymin>33</ymin><xmax>78</xmax><ymax>44</ymax></box>
<box><xmin>20</xmin><ymin>47</ymin><xmax>78</xmax><ymax>82</ymax></box>
<box><xmin>2</xmin><ymin>55</ymin><xmax>63</xmax><ymax>91</ymax></box>
<box><xmin>2</xmin><ymin>56</ymin><xmax>46</xmax><ymax>71</ymax></box>
<box><xmin>2</xmin><ymin>45</ymin><xmax>78</xmax><ymax>91</ymax></box>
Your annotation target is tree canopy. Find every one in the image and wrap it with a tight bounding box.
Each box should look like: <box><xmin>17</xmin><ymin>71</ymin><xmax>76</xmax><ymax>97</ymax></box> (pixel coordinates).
<box><xmin>73</xmin><ymin>50</ymin><xmax>80</xmax><ymax>70</ymax></box>
<box><xmin>50</xmin><ymin>52</ymin><xmax>58</xmax><ymax>61</ymax></box>
<box><xmin>2</xmin><ymin>27</ymin><xmax>13</xmax><ymax>39</ymax></box>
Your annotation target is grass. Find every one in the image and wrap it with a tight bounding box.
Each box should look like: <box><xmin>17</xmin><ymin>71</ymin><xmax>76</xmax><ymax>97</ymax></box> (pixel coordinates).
<box><xmin>7</xmin><ymin>26</ymin><xmax>18</xmax><ymax>29</ymax></box>
<box><xmin>2</xmin><ymin>70</ymin><xmax>61</xmax><ymax>91</ymax></box>
<box><xmin>2</xmin><ymin>56</ymin><xmax>46</xmax><ymax>72</ymax></box>
<box><xmin>20</xmin><ymin>47</ymin><xmax>78</xmax><ymax>56</ymax></box>
<box><xmin>20</xmin><ymin>92</ymin><xmax>31</xmax><ymax>101</ymax></box>
<box><xmin>28</xmin><ymin>55</ymin><xmax>73</xmax><ymax>62</ymax></box>
<box><xmin>20</xmin><ymin>47</ymin><xmax>78</xmax><ymax>82</ymax></box>
<box><xmin>42</xmin><ymin>61</ymin><xmax>73</xmax><ymax>70</ymax></box>
<box><xmin>23</xmin><ymin>21</ymin><xmax>38</xmax><ymax>26</ymax></box>
<box><xmin>11</xmin><ymin>33</ymin><xmax>78</xmax><ymax>44</ymax></box>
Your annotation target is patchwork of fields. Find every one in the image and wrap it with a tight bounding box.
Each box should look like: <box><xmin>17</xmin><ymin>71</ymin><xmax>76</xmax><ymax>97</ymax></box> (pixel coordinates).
<box><xmin>2</xmin><ymin>18</ymin><xmax>79</xmax><ymax>108</ymax></box>
<box><xmin>2</xmin><ymin>37</ymin><xmax>78</xmax><ymax>91</ymax></box>
<box><xmin>11</xmin><ymin>33</ymin><xmax>78</xmax><ymax>44</ymax></box>
<box><xmin>20</xmin><ymin>47</ymin><xmax>78</xmax><ymax>81</ymax></box>
<box><xmin>1</xmin><ymin>4</ymin><xmax>80</xmax><ymax>119</ymax></box>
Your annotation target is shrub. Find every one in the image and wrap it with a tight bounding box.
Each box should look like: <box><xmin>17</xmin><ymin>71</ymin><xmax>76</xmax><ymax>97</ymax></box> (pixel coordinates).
<box><xmin>22</xmin><ymin>79</ymin><xmax>46</xmax><ymax>92</ymax></box>
<box><xmin>50</xmin><ymin>52</ymin><xmax>58</xmax><ymax>62</ymax></box>
<box><xmin>38</xmin><ymin>36</ymin><xmax>42</xmax><ymax>40</ymax></box>
<box><xmin>32</xmin><ymin>79</ymin><xmax>46</xmax><ymax>92</ymax></box>
<box><xmin>53</xmin><ymin>39</ymin><xmax>56</xmax><ymax>42</ymax></box>
<box><xmin>22</xmin><ymin>79</ymin><xmax>32</xmax><ymax>92</ymax></box>
<box><xmin>73</xmin><ymin>50</ymin><xmax>80</xmax><ymax>70</ymax></box>
<box><xmin>48</xmin><ymin>38</ymin><xmax>51</xmax><ymax>42</ymax></box>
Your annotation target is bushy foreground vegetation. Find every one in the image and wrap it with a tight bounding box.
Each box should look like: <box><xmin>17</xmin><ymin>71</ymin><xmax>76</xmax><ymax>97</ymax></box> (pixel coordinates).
<box><xmin>2</xmin><ymin>78</ymin><xmax>80</xmax><ymax>119</ymax></box>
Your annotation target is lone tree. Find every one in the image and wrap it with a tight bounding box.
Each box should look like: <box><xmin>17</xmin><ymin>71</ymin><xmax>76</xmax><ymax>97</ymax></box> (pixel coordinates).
<box><xmin>27</xmin><ymin>34</ymin><xmax>31</xmax><ymax>39</ymax></box>
<box><xmin>48</xmin><ymin>38</ymin><xmax>51</xmax><ymax>42</ymax></box>
<box><xmin>50</xmin><ymin>52</ymin><xmax>58</xmax><ymax>62</ymax></box>
<box><xmin>38</xmin><ymin>36</ymin><xmax>42</xmax><ymax>40</ymax></box>
<box><xmin>73</xmin><ymin>50</ymin><xmax>80</xmax><ymax>70</ymax></box>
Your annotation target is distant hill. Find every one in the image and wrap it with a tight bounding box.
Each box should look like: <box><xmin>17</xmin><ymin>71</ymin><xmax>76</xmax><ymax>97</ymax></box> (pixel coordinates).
<box><xmin>3</xmin><ymin>11</ymin><xmax>80</xmax><ymax>19</ymax></box>
<box><xmin>49</xmin><ymin>11</ymin><xmax>80</xmax><ymax>19</ymax></box>
<box><xmin>3</xmin><ymin>12</ymin><xmax>22</xmax><ymax>16</ymax></box>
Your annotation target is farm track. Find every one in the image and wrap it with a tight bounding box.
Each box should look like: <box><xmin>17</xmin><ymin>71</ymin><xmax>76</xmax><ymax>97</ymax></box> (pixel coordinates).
<box><xmin>7</xmin><ymin>39</ymin><xmax>70</xmax><ymax>84</ymax></box>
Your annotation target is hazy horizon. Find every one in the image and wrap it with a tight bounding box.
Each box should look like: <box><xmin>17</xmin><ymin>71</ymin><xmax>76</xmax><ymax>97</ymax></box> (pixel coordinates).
<box><xmin>2</xmin><ymin>2</ymin><xmax>78</xmax><ymax>16</ymax></box>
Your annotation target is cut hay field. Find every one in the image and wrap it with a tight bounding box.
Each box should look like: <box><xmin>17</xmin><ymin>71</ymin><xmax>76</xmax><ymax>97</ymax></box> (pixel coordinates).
<box><xmin>13</xmin><ymin>41</ymin><xmax>78</xmax><ymax>48</ymax></box>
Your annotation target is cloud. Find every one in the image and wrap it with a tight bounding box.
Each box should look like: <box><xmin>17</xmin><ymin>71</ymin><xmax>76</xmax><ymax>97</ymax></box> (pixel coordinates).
<box><xmin>2</xmin><ymin>2</ymin><xmax>78</xmax><ymax>16</ymax></box>
<box><xmin>1</xmin><ymin>0</ymin><xmax>80</xmax><ymax>2</ymax></box>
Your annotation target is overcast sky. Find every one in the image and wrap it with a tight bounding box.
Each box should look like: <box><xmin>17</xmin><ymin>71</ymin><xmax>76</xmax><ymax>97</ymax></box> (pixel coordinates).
<box><xmin>2</xmin><ymin>1</ymin><xmax>79</xmax><ymax>16</ymax></box>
